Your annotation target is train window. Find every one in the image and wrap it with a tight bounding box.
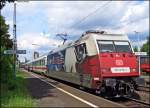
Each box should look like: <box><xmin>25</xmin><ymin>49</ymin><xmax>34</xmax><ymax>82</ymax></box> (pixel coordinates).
<box><xmin>47</xmin><ymin>54</ymin><xmax>53</xmax><ymax>64</ymax></box>
<box><xmin>43</xmin><ymin>59</ymin><xmax>45</xmax><ymax>65</ymax></box>
<box><xmin>43</xmin><ymin>60</ymin><xmax>45</xmax><ymax>65</ymax></box>
<box><xmin>39</xmin><ymin>61</ymin><xmax>41</xmax><ymax>65</ymax></box>
<box><xmin>114</xmin><ymin>41</ymin><xmax>132</xmax><ymax>52</ymax></box>
<box><xmin>97</xmin><ymin>41</ymin><xmax>115</xmax><ymax>52</ymax></box>
<box><xmin>41</xmin><ymin>60</ymin><xmax>43</xmax><ymax>65</ymax></box>
<box><xmin>38</xmin><ymin>61</ymin><xmax>40</xmax><ymax>66</ymax></box>
<box><xmin>41</xmin><ymin>60</ymin><xmax>43</xmax><ymax>66</ymax></box>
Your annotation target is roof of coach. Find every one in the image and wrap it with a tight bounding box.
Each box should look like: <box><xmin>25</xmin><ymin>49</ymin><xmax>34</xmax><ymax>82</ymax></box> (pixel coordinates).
<box><xmin>48</xmin><ymin>42</ymin><xmax>73</xmax><ymax>54</ymax></box>
<box><xmin>25</xmin><ymin>53</ymin><xmax>48</xmax><ymax>64</ymax></box>
<box><xmin>80</xmin><ymin>30</ymin><xmax>128</xmax><ymax>41</ymax></box>
<box><xmin>25</xmin><ymin>61</ymin><xmax>32</xmax><ymax>65</ymax></box>
<box><xmin>31</xmin><ymin>54</ymin><xmax>48</xmax><ymax>62</ymax></box>
<box><xmin>72</xmin><ymin>30</ymin><xmax>128</xmax><ymax>45</ymax></box>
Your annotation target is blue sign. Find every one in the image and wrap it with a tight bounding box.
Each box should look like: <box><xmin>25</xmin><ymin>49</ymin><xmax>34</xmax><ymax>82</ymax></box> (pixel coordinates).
<box><xmin>16</xmin><ymin>50</ymin><xmax>26</xmax><ymax>54</ymax></box>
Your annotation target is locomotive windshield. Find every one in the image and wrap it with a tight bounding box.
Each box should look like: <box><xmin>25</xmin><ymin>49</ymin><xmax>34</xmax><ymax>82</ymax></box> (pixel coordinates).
<box><xmin>97</xmin><ymin>40</ymin><xmax>132</xmax><ymax>53</ymax></box>
<box><xmin>114</xmin><ymin>41</ymin><xmax>131</xmax><ymax>52</ymax></box>
<box><xmin>97</xmin><ymin>41</ymin><xmax>115</xmax><ymax>52</ymax></box>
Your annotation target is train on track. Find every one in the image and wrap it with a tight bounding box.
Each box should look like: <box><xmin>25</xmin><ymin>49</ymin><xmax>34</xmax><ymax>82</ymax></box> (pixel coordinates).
<box><xmin>24</xmin><ymin>30</ymin><xmax>145</xmax><ymax>97</ymax></box>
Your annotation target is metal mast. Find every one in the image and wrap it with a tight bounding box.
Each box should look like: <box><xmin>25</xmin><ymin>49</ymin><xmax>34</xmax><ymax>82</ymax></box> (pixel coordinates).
<box><xmin>134</xmin><ymin>31</ymin><xmax>141</xmax><ymax>75</ymax></box>
<box><xmin>13</xmin><ymin>2</ymin><xmax>17</xmax><ymax>79</ymax></box>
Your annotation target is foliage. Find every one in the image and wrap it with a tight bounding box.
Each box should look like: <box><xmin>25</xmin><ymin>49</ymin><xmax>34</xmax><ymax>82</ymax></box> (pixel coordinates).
<box><xmin>0</xmin><ymin>15</ymin><xmax>14</xmax><ymax>86</ymax></box>
<box><xmin>133</xmin><ymin>46</ymin><xmax>138</xmax><ymax>52</ymax></box>
<box><xmin>0</xmin><ymin>0</ymin><xmax>15</xmax><ymax>10</ymax></box>
<box><xmin>0</xmin><ymin>2</ymin><xmax>35</xmax><ymax>107</ymax></box>
<box><xmin>1</xmin><ymin>71</ymin><xmax>35</xmax><ymax>107</ymax></box>
<box><xmin>0</xmin><ymin>16</ymin><xmax>13</xmax><ymax>48</ymax></box>
<box><xmin>0</xmin><ymin>47</ymin><xmax>14</xmax><ymax>85</ymax></box>
<box><xmin>1</xmin><ymin>6</ymin><xmax>14</xmax><ymax>97</ymax></box>
<box><xmin>141</xmin><ymin>36</ymin><xmax>150</xmax><ymax>55</ymax></box>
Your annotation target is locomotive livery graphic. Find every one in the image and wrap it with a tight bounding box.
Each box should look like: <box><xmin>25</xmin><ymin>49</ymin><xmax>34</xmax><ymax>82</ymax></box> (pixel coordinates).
<box><xmin>25</xmin><ymin>30</ymin><xmax>144</xmax><ymax>97</ymax></box>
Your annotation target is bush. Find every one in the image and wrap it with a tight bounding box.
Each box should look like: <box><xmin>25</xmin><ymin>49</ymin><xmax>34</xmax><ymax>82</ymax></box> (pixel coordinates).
<box><xmin>0</xmin><ymin>47</ymin><xmax>15</xmax><ymax>89</ymax></box>
<box><xmin>1</xmin><ymin>72</ymin><xmax>35</xmax><ymax>107</ymax></box>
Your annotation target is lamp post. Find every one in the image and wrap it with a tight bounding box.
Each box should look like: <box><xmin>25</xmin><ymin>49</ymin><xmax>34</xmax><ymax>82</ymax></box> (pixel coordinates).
<box><xmin>134</xmin><ymin>31</ymin><xmax>141</xmax><ymax>75</ymax></box>
<box><xmin>12</xmin><ymin>0</ymin><xmax>29</xmax><ymax>79</ymax></box>
<box><xmin>13</xmin><ymin>2</ymin><xmax>17</xmax><ymax>79</ymax></box>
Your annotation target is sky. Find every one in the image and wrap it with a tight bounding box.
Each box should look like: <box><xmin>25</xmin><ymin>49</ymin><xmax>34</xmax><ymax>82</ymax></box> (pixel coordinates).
<box><xmin>1</xmin><ymin>1</ymin><xmax>149</xmax><ymax>62</ymax></box>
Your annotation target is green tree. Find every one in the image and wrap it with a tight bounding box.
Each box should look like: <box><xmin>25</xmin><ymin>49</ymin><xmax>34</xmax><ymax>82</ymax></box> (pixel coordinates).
<box><xmin>0</xmin><ymin>5</ymin><xmax>14</xmax><ymax>87</ymax></box>
<box><xmin>0</xmin><ymin>0</ymin><xmax>15</xmax><ymax>10</ymax></box>
<box><xmin>0</xmin><ymin>16</ymin><xmax>13</xmax><ymax>48</ymax></box>
<box><xmin>141</xmin><ymin>36</ymin><xmax>150</xmax><ymax>55</ymax></box>
<box><xmin>133</xmin><ymin>46</ymin><xmax>138</xmax><ymax>52</ymax></box>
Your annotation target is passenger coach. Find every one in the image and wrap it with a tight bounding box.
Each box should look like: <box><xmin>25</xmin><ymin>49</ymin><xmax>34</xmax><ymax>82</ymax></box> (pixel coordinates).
<box><xmin>25</xmin><ymin>54</ymin><xmax>47</xmax><ymax>74</ymax></box>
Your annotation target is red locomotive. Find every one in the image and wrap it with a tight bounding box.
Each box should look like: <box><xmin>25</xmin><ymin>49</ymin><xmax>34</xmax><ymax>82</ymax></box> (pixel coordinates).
<box><xmin>25</xmin><ymin>30</ymin><xmax>144</xmax><ymax>97</ymax></box>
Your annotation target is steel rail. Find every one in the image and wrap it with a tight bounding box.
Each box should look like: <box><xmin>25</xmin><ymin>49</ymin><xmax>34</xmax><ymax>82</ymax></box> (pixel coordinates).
<box><xmin>137</xmin><ymin>86</ymin><xmax>150</xmax><ymax>92</ymax></box>
<box><xmin>123</xmin><ymin>96</ymin><xmax>150</xmax><ymax>106</ymax></box>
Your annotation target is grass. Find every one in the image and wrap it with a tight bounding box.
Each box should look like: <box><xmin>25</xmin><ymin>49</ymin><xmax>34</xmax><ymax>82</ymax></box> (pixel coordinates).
<box><xmin>1</xmin><ymin>71</ymin><xmax>35</xmax><ymax>107</ymax></box>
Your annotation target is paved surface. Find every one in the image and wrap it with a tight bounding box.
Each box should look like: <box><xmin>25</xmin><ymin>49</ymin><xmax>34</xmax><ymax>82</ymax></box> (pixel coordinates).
<box><xmin>22</xmin><ymin>70</ymin><xmax>125</xmax><ymax>107</ymax></box>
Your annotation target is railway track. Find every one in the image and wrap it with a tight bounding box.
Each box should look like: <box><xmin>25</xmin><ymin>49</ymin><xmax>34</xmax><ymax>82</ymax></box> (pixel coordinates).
<box><xmin>123</xmin><ymin>96</ymin><xmax>150</xmax><ymax>107</ymax></box>
<box><xmin>134</xmin><ymin>90</ymin><xmax>150</xmax><ymax>104</ymax></box>
<box><xmin>109</xmin><ymin>96</ymin><xmax>150</xmax><ymax>108</ymax></box>
<box><xmin>137</xmin><ymin>86</ymin><xmax>150</xmax><ymax>92</ymax></box>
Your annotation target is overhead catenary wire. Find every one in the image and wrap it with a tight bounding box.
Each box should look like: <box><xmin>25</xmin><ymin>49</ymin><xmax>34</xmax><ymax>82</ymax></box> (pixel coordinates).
<box><xmin>111</xmin><ymin>16</ymin><xmax>148</xmax><ymax>30</ymax></box>
<box><xmin>58</xmin><ymin>1</ymin><xmax>145</xmax><ymax>40</ymax></box>
<box><xmin>68</xmin><ymin>1</ymin><xmax>147</xmax><ymax>36</ymax></box>
<box><xmin>70</xmin><ymin>1</ymin><xmax>112</xmax><ymax>29</ymax></box>
<box><xmin>67</xmin><ymin>0</ymin><xmax>112</xmax><ymax>35</ymax></box>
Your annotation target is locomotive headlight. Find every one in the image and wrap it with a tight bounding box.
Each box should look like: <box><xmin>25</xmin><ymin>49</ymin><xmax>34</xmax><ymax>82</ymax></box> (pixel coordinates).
<box><xmin>131</xmin><ymin>68</ymin><xmax>137</xmax><ymax>72</ymax></box>
<box><xmin>94</xmin><ymin>77</ymin><xmax>100</xmax><ymax>81</ymax></box>
<box><xmin>101</xmin><ymin>68</ymin><xmax>110</xmax><ymax>73</ymax></box>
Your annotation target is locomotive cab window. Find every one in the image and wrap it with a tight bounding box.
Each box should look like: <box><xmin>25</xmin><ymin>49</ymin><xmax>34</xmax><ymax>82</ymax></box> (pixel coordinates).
<box><xmin>97</xmin><ymin>40</ymin><xmax>132</xmax><ymax>53</ymax></box>
<box><xmin>114</xmin><ymin>41</ymin><xmax>132</xmax><ymax>53</ymax></box>
<box><xmin>97</xmin><ymin>41</ymin><xmax>115</xmax><ymax>52</ymax></box>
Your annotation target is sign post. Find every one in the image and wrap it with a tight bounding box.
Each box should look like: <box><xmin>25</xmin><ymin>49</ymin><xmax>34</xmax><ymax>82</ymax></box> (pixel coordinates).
<box><xmin>17</xmin><ymin>50</ymin><xmax>26</xmax><ymax>54</ymax></box>
<box><xmin>4</xmin><ymin>49</ymin><xmax>26</xmax><ymax>79</ymax></box>
<box><xmin>13</xmin><ymin>2</ymin><xmax>17</xmax><ymax>79</ymax></box>
<box><xmin>4</xmin><ymin>50</ymin><xmax>26</xmax><ymax>54</ymax></box>
<box><xmin>135</xmin><ymin>51</ymin><xmax>147</xmax><ymax>76</ymax></box>
<box><xmin>135</xmin><ymin>52</ymin><xmax>147</xmax><ymax>56</ymax></box>
<box><xmin>4</xmin><ymin>50</ymin><xmax>15</xmax><ymax>54</ymax></box>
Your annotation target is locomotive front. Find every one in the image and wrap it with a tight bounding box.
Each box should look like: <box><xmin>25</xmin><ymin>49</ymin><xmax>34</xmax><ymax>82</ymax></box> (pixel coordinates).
<box><xmin>79</xmin><ymin>31</ymin><xmax>144</xmax><ymax>97</ymax></box>
<box><xmin>94</xmin><ymin>33</ymin><xmax>144</xmax><ymax>97</ymax></box>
